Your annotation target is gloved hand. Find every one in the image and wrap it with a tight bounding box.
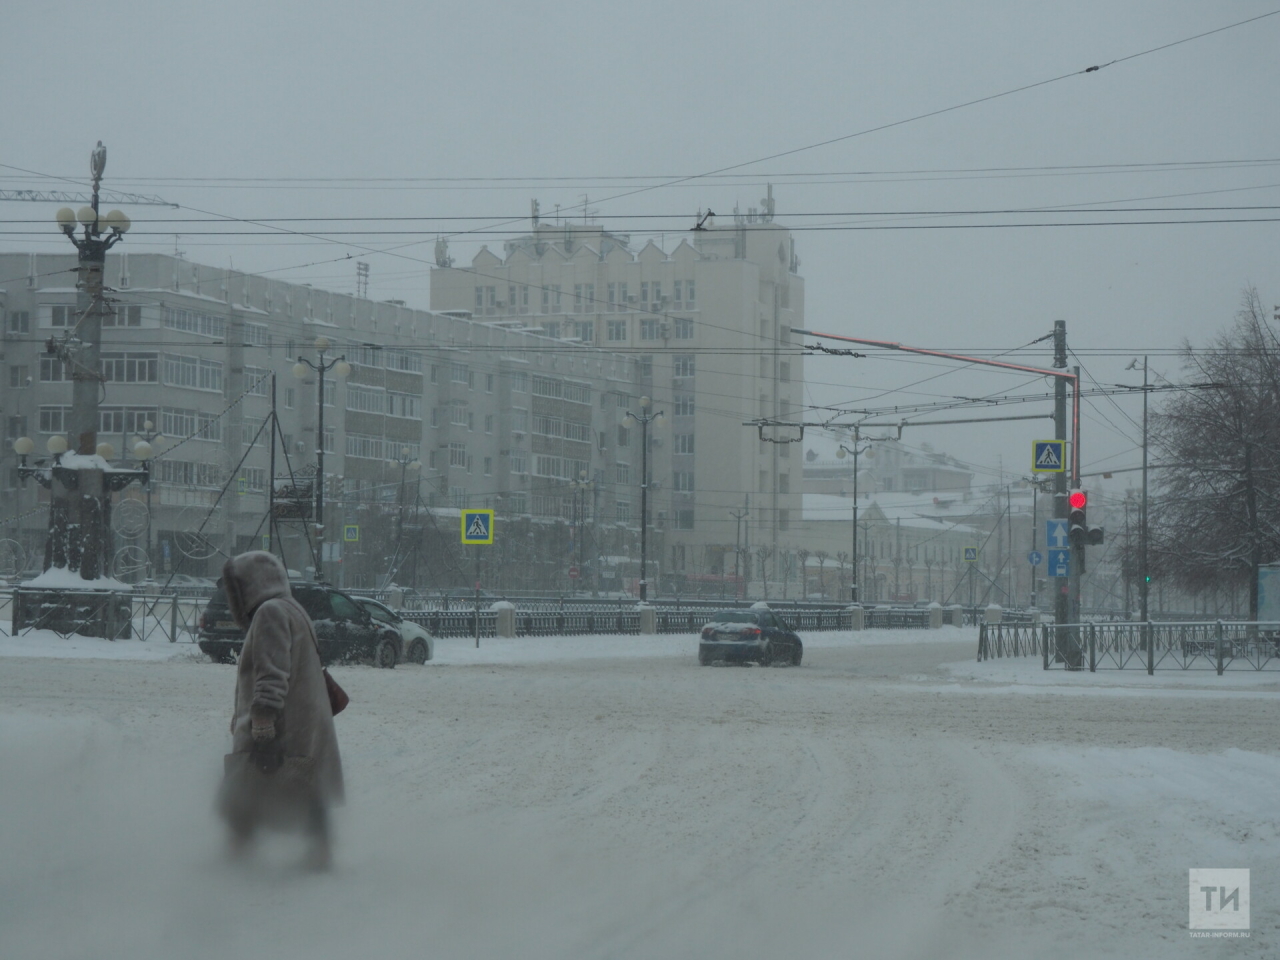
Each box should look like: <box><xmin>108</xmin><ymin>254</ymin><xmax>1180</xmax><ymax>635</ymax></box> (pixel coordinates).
<box><xmin>249</xmin><ymin>704</ymin><xmax>278</xmax><ymax>743</ymax></box>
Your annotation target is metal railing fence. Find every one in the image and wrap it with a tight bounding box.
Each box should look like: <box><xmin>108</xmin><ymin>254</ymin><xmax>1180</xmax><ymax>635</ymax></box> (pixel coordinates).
<box><xmin>978</xmin><ymin>620</ymin><xmax>1280</xmax><ymax>673</ymax></box>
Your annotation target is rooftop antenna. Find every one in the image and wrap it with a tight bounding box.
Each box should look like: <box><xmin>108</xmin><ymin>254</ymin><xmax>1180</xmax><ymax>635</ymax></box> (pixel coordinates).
<box><xmin>356</xmin><ymin>261</ymin><xmax>370</xmax><ymax>298</ymax></box>
<box><xmin>531</xmin><ymin>199</ymin><xmax>540</xmax><ymax>230</ymax></box>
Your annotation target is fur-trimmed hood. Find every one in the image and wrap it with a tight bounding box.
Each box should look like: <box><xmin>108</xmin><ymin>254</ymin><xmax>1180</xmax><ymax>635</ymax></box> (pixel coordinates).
<box><xmin>222</xmin><ymin>551</ymin><xmax>292</xmax><ymax>629</ymax></box>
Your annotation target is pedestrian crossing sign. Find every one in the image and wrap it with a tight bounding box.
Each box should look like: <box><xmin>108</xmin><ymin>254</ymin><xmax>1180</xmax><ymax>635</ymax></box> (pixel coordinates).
<box><xmin>963</xmin><ymin>546</ymin><xmax>978</xmax><ymax>562</ymax></box>
<box><xmin>1032</xmin><ymin>439</ymin><xmax>1065</xmax><ymax>473</ymax></box>
<box><xmin>461</xmin><ymin>509</ymin><xmax>494</xmax><ymax>544</ymax></box>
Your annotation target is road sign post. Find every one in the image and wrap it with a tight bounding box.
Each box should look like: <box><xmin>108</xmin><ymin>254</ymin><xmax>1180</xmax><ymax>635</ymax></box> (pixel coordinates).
<box><xmin>460</xmin><ymin>509</ymin><xmax>495</xmax><ymax>646</ymax></box>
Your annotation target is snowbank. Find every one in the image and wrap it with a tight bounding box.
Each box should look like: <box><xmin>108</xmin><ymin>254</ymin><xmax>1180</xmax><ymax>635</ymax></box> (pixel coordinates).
<box><xmin>0</xmin><ymin>627</ymin><xmax>195</xmax><ymax>661</ymax></box>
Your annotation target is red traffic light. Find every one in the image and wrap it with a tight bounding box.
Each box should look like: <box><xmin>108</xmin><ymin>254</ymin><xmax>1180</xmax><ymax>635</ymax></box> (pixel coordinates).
<box><xmin>1068</xmin><ymin>490</ymin><xmax>1087</xmax><ymax>509</ymax></box>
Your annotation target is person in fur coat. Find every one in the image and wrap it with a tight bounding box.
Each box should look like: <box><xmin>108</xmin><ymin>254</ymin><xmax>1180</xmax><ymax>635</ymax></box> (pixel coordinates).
<box><xmin>217</xmin><ymin>551</ymin><xmax>344</xmax><ymax>869</ymax></box>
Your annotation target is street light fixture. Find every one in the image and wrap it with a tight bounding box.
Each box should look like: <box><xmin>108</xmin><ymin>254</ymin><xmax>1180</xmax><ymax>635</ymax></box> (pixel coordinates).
<box><xmin>626</xmin><ymin>396</ymin><xmax>663</xmax><ymax>601</ymax></box>
<box><xmin>131</xmin><ymin>420</ymin><xmax>164</xmax><ymax>577</ymax></box>
<box><xmin>570</xmin><ymin>469</ymin><xmax>595</xmax><ymax>593</ymax></box>
<box><xmin>293</xmin><ymin>337</ymin><xmax>350</xmax><ymax>579</ymax></box>
<box><xmin>836</xmin><ymin>428</ymin><xmax>891</xmax><ymax>604</ymax></box>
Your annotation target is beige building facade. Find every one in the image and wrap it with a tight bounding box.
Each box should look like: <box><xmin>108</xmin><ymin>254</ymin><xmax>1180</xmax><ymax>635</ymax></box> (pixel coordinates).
<box><xmin>430</xmin><ymin>212</ymin><xmax>806</xmax><ymax>592</ymax></box>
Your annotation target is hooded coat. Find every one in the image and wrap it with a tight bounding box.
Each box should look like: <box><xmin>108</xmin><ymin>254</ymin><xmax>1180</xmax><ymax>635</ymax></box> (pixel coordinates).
<box><xmin>221</xmin><ymin>552</ymin><xmax>344</xmax><ymax>816</ymax></box>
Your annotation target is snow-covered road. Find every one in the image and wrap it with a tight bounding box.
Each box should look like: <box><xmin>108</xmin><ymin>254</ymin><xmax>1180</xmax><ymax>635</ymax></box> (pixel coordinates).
<box><xmin>1</xmin><ymin>630</ymin><xmax>1277</xmax><ymax>959</ymax></box>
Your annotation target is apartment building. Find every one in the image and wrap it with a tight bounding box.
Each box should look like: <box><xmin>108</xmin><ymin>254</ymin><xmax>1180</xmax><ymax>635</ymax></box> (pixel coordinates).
<box><xmin>0</xmin><ymin>252</ymin><xmax>633</xmax><ymax>589</ymax></box>
<box><xmin>429</xmin><ymin>207</ymin><xmax>805</xmax><ymax>591</ymax></box>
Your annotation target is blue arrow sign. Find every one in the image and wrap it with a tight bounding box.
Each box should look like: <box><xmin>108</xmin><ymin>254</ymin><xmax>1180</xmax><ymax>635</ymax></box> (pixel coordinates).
<box><xmin>1046</xmin><ymin>518</ymin><xmax>1069</xmax><ymax>550</ymax></box>
<box><xmin>1027</xmin><ymin>550</ymin><xmax>1043</xmax><ymax>566</ymax></box>
<box><xmin>1048</xmin><ymin>549</ymin><xmax>1070</xmax><ymax>577</ymax></box>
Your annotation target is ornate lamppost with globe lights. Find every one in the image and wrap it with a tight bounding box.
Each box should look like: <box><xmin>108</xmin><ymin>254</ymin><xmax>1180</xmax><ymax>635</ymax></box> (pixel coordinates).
<box><xmin>293</xmin><ymin>338</ymin><xmax>350</xmax><ymax>579</ymax></box>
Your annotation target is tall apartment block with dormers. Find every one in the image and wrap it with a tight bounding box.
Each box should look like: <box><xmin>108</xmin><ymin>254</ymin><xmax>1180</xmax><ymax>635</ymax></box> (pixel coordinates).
<box><xmin>0</xmin><ymin>252</ymin><xmax>634</xmax><ymax>590</ymax></box>
<box><xmin>429</xmin><ymin>210</ymin><xmax>805</xmax><ymax>589</ymax></box>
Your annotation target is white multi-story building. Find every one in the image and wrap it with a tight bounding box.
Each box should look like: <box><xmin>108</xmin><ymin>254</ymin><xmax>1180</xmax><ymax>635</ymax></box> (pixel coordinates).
<box><xmin>0</xmin><ymin>252</ymin><xmax>638</xmax><ymax>591</ymax></box>
<box><xmin>430</xmin><ymin>210</ymin><xmax>805</xmax><ymax>592</ymax></box>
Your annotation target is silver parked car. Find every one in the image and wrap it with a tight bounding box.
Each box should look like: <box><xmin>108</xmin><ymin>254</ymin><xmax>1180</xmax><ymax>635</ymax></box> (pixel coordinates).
<box><xmin>354</xmin><ymin>597</ymin><xmax>436</xmax><ymax>667</ymax></box>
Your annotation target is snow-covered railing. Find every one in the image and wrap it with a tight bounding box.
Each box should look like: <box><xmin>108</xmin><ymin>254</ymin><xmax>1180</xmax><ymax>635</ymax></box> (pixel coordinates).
<box><xmin>979</xmin><ymin>620</ymin><xmax>1280</xmax><ymax>673</ymax></box>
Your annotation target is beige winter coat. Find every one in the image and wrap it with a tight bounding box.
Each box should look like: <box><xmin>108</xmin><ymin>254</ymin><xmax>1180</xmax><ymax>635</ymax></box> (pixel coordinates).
<box><xmin>223</xmin><ymin>552</ymin><xmax>344</xmax><ymax>807</ymax></box>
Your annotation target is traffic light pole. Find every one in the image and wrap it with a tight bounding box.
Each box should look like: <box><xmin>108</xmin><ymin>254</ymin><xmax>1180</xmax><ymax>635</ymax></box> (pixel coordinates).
<box><xmin>1069</xmin><ymin>364</ymin><xmax>1083</xmax><ymax>626</ymax></box>
<box><xmin>1051</xmin><ymin>323</ymin><xmax>1082</xmax><ymax>666</ymax></box>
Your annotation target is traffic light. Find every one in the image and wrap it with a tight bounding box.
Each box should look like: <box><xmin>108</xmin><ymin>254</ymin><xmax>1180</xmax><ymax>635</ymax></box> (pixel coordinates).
<box><xmin>1068</xmin><ymin>489</ymin><xmax>1087</xmax><ymax>548</ymax></box>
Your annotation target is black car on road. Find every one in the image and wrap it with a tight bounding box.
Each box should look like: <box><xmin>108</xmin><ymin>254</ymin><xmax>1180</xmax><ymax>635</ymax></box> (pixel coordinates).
<box><xmin>198</xmin><ymin>581</ymin><xmax>401</xmax><ymax>667</ymax></box>
<box><xmin>698</xmin><ymin>608</ymin><xmax>803</xmax><ymax>666</ymax></box>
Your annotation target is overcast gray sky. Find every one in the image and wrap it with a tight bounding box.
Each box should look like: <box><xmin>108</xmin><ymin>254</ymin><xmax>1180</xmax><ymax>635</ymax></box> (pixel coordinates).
<box><xmin>4</xmin><ymin>1</ymin><xmax>1278</xmax><ymax>490</ymax></box>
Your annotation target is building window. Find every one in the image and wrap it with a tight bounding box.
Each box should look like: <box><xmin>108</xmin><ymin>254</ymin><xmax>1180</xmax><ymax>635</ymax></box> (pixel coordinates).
<box><xmin>484</xmin><ymin>414</ymin><xmax>494</xmax><ymax>434</ymax></box>
<box><xmin>615</xmin><ymin>463</ymin><xmax>631</xmax><ymax>485</ymax></box>
<box><xmin>574</xmin><ymin>320</ymin><xmax>594</xmax><ymax>342</ymax></box>
<box><xmin>483</xmin><ymin>457</ymin><xmax>492</xmax><ymax>476</ymax></box>
<box><xmin>616</xmin><ymin>501</ymin><xmax>631</xmax><ymax>522</ymax></box>
<box><xmin>685</xmin><ymin>281</ymin><xmax>695</xmax><ymax>305</ymax></box>
<box><xmin>673</xmin><ymin>355</ymin><xmax>695</xmax><ymax>378</ymax></box>
<box><xmin>510</xmin><ymin>372</ymin><xmax>529</xmax><ymax>393</ymax></box>
<box><xmin>778</xmin><ymin>473</ymin><xmax>789</xmax><ymax>494</ymax></box>
<box><xmin>97</xmin><ymin>352</ymin><xmax>158</xmax><ymax>384</ymax></box>
<box><xmin>607</xmin><ymin>283</ymin><xmax>617</xmax><ymax>311</ymax></box>
<box><xmin>388</xmin><ymin>392</ymin><xmax>421</xmax><ymax>419</ymax></box>
<box><xmin>40</xmin><ymin>357</ymin><xmax>67</xmax><ymax>382</ymax></box>
<box><xmin>486</xmin><ymin>373</ymin><xmax>494</xmax><ymax>393</ymax></box>
<box><xmin>7</xmin><ymin>415</ymin><xmax>28</xmax><ymax>440</ymax></box>
<box><xmin>163</xmin><ymin>306</ymin><xmax>225</xmax><ymax>338</ymax></box>
<box><xmin>451</xmin><ymin>362</ymin><xmax>468</xmax><ymax>383</ymax></box>
<box><xmin>512</xmin><ymin>408</ymin><xmax>529</xmax><ymax>432</ymax></box>
<box><xmin>673</xmin><ymin>317</ymin><xmax>694</xmax><ymax>339</ymax></box>
<box><xmin>9</xmin><ymin>365</ymin><xmax>29</xmax><ymax>388</ymax></box>
<box><xmin>617</xmin><ymin>425</ymin><xmax>630</xmax><ymax>448</ymax></box>
<box><xmin>606</xmin><ymin>319</ymin><xmax>627</xmax><ymax>341</ymax></box>
<box><xmin>510</xmin><ymin>452</ymin><xmax>527</xmax><ymax>475</ymax></box>
<box><xmin>674</xmin><ymin>433</ymin><xmax>695</xmax><ymax>455</ymax></box>
<box><xmin>449</xmin><ymin>442</ymin><xmax>467</xmax><ymax>468</ymax></box>
<box><xmin>507</xmin><ymin>492</ymin><xmax>527</xmax><ymax>514</ymax></box>
<box><xmin>639</xmin><ymin>318</ymin><xmax>659</xmax><ymax>340</ymax></box>
<box><xmin>541</xmin><ymin>321</ymin><xmax>560</xmax><ymax>339</ymax></box>
<box><xmin>779</xmin><ymin>362</ymin><xmax>790</xmax><ymax>382</ymax></box>
<box><xmin>346</xmin><ymin>384</ymin><xmax>386</xmax><ymax>414</ymax></box>
<box><xmin>450</xmin><ymin>404</ymin><xmax>469</xmax><ymax>427</ymax></box>
<box><xmin>7</xmin><ymin>311</ymin><xmax>30</xmax><ymax>333</ymax></box>
<box><xmin>673</xmin><ymin>281</ymin><xmax>682</xmax><ymax>305</ymax></box>
<box><xmin>38</xmin><ymin>406</ymin><xmax>68</xmax><ymax>434</ymax></box>
<box><xmin>778</xmin><ymin>509</ymin><xmax>790</xmax><ymax>531</ymax></box>
<box><xmin>673</xmin><ymin>470</ymin><xmax>695</xmax><ymax>491</ymax></box>
<box><xmin>639</xmin><ymin>356</ymin><xmax>652</xmax><ymax>379</ymax></box>
<box><xmin>50</xmin><ymin>305</ymin><xmax>75</xmax><ymax>327</ymax></box>
<box><xmin>675</xmin><ymin>509</ymin><xmax>694</xmax><ymax>530</ymax></box>
<box><xmin>103</xmin><ymin>305</ymin><xmax>142</xmax><ymax>327</ymax></box>
<box><xmin>674</xmin><ymin>395</ymin><xmax>694</xmax><ymax>417</ymax></box>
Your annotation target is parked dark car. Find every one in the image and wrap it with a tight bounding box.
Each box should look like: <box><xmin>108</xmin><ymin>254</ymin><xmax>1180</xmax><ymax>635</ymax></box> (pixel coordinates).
<box><xmin>198</xmin><ymin>581</ymin><xmax>401</xmax><ymax>667</ymax></box>
<box><xmin>698</xmin><ymin>608</ymin><xmax>803</xmax><ymax>666</ymax></box>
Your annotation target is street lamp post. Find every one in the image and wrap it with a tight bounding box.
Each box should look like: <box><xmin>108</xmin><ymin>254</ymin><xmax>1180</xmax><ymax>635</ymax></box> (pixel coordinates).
<box><xmin>626</xmin><ymin>396</ymin><xmax>663</xmax><ymax>601</ymax></box>
<box><xmin>386</xmin><ymin>446</ymin><xmax>421</xmax><ymax>582</ymax></box>
<box><xmin>570</xmin><ymin>470</ymin><xmax>594</xmax><ymax>593</ymax></box>
<box><xmin>293</xmin><ymin>338</ymin><xmax>350</xmax><ymax>580</ymax></box>
<box><xmin>836</xmin><ymin>429</ymin><xmax>889</xmax><ymax>604</ymax></box>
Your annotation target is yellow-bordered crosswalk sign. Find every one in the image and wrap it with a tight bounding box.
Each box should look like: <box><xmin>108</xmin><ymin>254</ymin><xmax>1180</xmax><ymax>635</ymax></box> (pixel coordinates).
<box><xmin>461</xmin><ymin>509</ymin><xmax>494</xmax><ymax>544</ymax></box>
<box><xmin>1032</xmin><ymin>440</ymin><xmax>1065</xmax><ymax>473</ymax></box>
